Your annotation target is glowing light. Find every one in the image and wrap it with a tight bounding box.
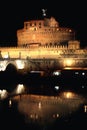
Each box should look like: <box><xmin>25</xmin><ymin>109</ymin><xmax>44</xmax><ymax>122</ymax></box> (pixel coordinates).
<box><xmin>66</xmin><ymin>92</ymin><xmax>72</xmax><ymax>98</ymax></box>
<box><xmin>82</xmin><ymin>72</ymin><xmax>85</xmax><ymax>75</ymax></box>
<box><xmin>75</xmin><ymin>71</ymin><xmax>79</xmax><ymax>75</ymax></box>
<box><xmin>82</xmin><ymin>85</ymin><xmax>85</xmax><ymax>88</ymax></box>
<box><xmin>84</xmin><ymin>105</ymin><xmax>87</xmax><ymax>112</ymax></box>
<box><xmin>16</xmin><ymin>84</ymin><xmax>25</xmax><ymax>94</ymax></box>
<box><xmin>55</xmin><ymin>86</ymin><xmax>59</xmax><ymax>90</ymax></box>
<box><xmin>0</xmin><ymin>63</ymin><xmax>6</xmax><ymax>71</ymax></box>
<box><xmin>0</xmin><ymin>89</ymin><xmax>8</xmax><ymax>99</ymax></box>
<box><xmin>63</xmin><ymin>92</ymin><xmax>74</xmax><ymax>99</ymax></box>
<box><xmin>53</xmin><ymin>71</ymin><xmax>61</xmax><ymax>76</ymax></box>
<box><xmin>57</xmin><ymin>114</ymin><xmax>59</xmax><ymax>118</ymax></box>
<box><xmin>69</xmin><ymin>29</ymin><xmax>72</xmax><ymax>32</ymax></box>
<box><xmin>64</xmin><ymin>59</ymin><xmax>74</xmax><ymax>67</ymax></box>
<box><xmin>3</xmin><ymin>54</ymin><xmax>9</xmax><ymax>58</ymax></box>
<box><xmin>38</xmin><ymin>102</ymin><xmax>41</xmax><ymax>109</ymax></box>
<box><xmin>9</xmin><ymin>99</ymin><xmax>12</xmax><ymax>107</ymax></box>
<box><xmin>16</xmin><ymin>60</ymin><xmax>25</xmax><ymax>69</ymax></box>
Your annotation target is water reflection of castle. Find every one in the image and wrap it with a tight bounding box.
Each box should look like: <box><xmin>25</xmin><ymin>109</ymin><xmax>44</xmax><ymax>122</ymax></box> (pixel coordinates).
<box><xmin>0</xmin><ymin>16</ymin><xmax>87</xmax><ymax>71</ymax></box>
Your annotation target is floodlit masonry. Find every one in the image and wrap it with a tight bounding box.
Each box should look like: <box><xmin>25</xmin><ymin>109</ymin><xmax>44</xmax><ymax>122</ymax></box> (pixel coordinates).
<box><xmin>17</xmin><ymin>17</ymin><xmax>75</xmax><ymax>47</ymax></box>
<box><xmin>0</xmin><ymin>16</ymin><xmax>87</xmax><ymax>72</ymax></box>
<box><xmin>0</xmin><ymin>40</ymin><xmax>81</xmax><ymax>59</ymax></box>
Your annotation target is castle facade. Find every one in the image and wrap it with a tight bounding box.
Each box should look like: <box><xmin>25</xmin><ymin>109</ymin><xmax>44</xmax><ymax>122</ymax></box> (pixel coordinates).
<box><xmin>0</xmin><ymin>16</ymin><xmax>87</xmax><ymax>71</ymax></box>
<box><xmin>17</xmin><ymin>17</ymin><xmax>75</xmax><ymax>47</ymax></box>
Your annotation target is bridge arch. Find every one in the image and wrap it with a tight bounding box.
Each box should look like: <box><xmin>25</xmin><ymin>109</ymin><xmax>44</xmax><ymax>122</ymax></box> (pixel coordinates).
<box><xmin>5</xmin><ymin>62</ymin><xmax>18</xmax><ymax>73</ymax></box>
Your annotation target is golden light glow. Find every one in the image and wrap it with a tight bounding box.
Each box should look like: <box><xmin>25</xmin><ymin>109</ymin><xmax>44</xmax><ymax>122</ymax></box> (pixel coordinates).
<box><xmin>38</xmin><ymin>102</ymin><xmax>42</xmax><ymax>109</ymax></box>
<box><xmin>0</xmin><ymin>89</ymin><xmax>8</xmax><ymax>99</ymax></box>
<box><xmin>64</xmin><ymin>58</ymin><xmax>74</xmax><ymax>67</ymax></box>
<box><xmin>63</xmin><ymin>92</ymin><xmax>74</xmax><ymax>99</ymax></box>
<box><xmin>58</xmin><ymin>51</ymin><xmax>60</xmax><ymax>55</ymax></box>
<box><xmin>69</xmin><ymin>29</ymin><xmax>72</xmax><ymax>32</ymax></box>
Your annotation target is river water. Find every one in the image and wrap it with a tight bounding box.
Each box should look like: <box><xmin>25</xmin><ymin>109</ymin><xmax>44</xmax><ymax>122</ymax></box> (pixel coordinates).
<box><xmin>0</xmin><ymin>70</ymin><xmax>87</xmax><ymax>130</ymax></box>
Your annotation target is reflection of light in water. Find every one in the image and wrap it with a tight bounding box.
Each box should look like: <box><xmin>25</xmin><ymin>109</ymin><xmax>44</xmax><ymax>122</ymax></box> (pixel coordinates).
<box><xmin>61</xmin><ymin>91</ymin><xmax>76</xmax><ymax>99</ymax></box>
<box><xmin>38</xmin><ymin>102</ymin><xmax>41</xmax><ymax>109</ymax></box>
<box><xmin>9</xmin><ymin>99</ymin><xmax>12</xmax><ymax>107</ymax></box>
<box><xmin>16</xmin><ymin>84</ymin><xmax>25</xmax><ymax>94</ymax></box>
<box><xmin>84</xmin><ymin>105</ymin><xmax>87</xmax><ymax>112</ymax></box>
<box><xmin>53</xmin><ymin>71</ymin><xmax>61</xmax><ymax>76</ymax></box>
<box><xmin>11</xmin><ymin>84</ymin><xmax>26</xmax><ymax>96</ymax></box>
<box><xmin>12</xmin><ymin>92</ymin><xmax>85</xmax><ymax>125</ymax></box>
<box><xmin>0</xmin><ymin>89</ymin><xmax>8</xmax><ymax>99</ymax></box>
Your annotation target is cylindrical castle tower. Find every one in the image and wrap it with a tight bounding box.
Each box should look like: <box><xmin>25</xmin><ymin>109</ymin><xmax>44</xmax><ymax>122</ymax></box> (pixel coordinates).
<box><xmin>17</xmin><ymin>17</ymin><xmax>75</xmax><ymax>47</ymax></box>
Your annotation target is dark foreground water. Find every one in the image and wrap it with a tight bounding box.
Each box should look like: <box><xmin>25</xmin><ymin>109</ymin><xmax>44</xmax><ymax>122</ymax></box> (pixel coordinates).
<box><xmin>0</xmin><ymin>70</ymin><xmax>87</xmax><ymax>130</ymax></box>
<box><xmin>0</xmin><ymin>85</ymin><xmax>87</xmax><ymax>130</ymax></box>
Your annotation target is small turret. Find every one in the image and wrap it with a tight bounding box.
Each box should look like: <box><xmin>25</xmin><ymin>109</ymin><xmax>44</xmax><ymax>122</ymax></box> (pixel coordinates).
<box><xmin>68</xmin><ymin>40</ymin><xmax>80</xmax><ymax>49</ymax></box>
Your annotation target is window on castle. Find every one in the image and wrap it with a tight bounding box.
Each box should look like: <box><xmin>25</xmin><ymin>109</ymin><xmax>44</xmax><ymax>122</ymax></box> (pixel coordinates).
<box><xmin>34</xmin><ymin>23</ymin><xmax>36</xmax><ymax>26</ymax></box>
<box><xmin>39</xmin><ymin>22</ymin><xmax>41</xmax><ymax>28</ymax></box>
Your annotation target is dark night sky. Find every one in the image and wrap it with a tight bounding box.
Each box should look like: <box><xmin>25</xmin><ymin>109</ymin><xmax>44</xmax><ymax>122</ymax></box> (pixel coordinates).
<box><xmin>0</xmin><ymin>0</ymin><xmax>87</xmax><ymax>47</ymax></box>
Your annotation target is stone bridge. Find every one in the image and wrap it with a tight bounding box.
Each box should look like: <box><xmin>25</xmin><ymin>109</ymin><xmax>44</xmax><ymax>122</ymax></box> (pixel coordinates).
<box><xmin>0</xmin><ymin>56</ymin><xmax>87</xmax><ymax>73</ymax></box>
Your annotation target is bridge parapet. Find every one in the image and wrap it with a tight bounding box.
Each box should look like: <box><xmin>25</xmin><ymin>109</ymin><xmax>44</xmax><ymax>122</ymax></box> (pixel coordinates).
<box><xmin>0</xmin><ymin>58</ymin><xmax>85</xmax><ymax>73</ymax></box>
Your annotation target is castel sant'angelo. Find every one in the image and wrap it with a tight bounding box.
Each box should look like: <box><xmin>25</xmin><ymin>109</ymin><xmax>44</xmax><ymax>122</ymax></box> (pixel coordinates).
<box><xmin>17</xmin><ymin>16</ymin><xmax>75</xmax><ymax>47</ymax></box>
<box><xmin>0</xmin><ymin>15</ymin><xmax>87</xmax><ymax>71</ymax></box>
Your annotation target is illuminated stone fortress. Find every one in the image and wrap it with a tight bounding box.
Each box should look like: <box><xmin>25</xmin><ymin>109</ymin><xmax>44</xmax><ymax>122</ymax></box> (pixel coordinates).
<box><xmin>0</xmin><ymin>16</ymin><xmax>87</xmax><ymax>72</ymax></box>
<box><xmin>17</xmin><ymin>17</ymin><xmax>75</xmax><ymax>47</ymax></box>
